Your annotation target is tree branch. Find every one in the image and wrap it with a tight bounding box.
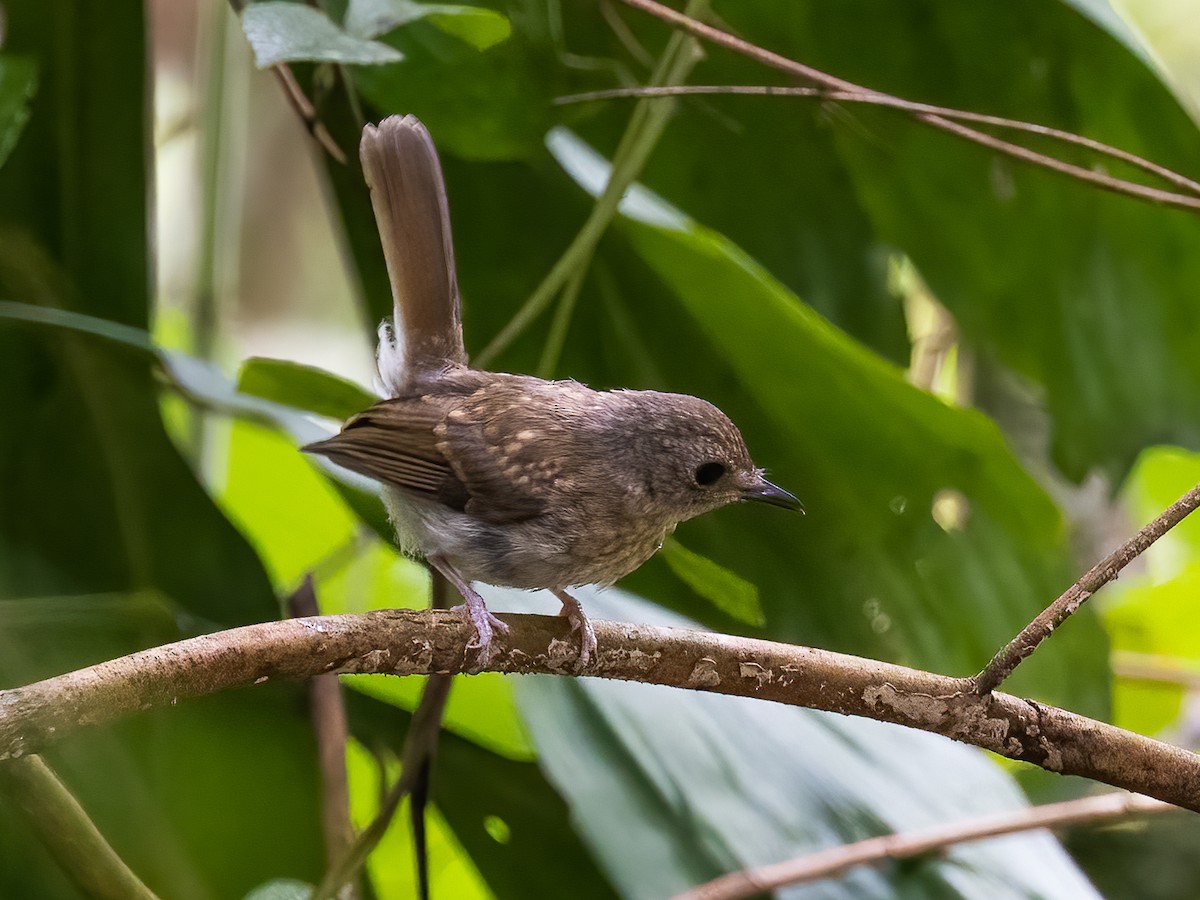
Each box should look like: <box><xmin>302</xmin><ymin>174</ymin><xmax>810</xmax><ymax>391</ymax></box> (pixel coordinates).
<box><xmin>616</xmin><ymin>0</ymin><xmax>1200</xmax><ymax>213</ymax></box>
<box><xmin>3</xmin><ymin>610</ymin><xmax>1200</xmax><ymax>812</ymax></box>
<box><xmin>677</xmin><ymin>791</ymin><xmax>1172</xmax><ymax>900</ymax></box>
<box><xmin>975</xmin><ymin>482</ymin><xmax>1200</xmax><ymax>694</ymax></box>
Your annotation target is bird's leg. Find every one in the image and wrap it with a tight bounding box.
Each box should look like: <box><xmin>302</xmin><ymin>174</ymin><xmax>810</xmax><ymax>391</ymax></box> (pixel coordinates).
<box><xmin>552</xmin><ymin>589</ymin><xmax>597</xmax><ymax>670</ymax></box>
<box><xmin>428</xmin><ymin>556</ymin><xmax>508</xmax><ymax>668</ymax></box>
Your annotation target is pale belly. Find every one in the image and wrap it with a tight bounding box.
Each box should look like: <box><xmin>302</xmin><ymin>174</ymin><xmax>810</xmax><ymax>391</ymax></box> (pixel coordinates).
<box><xmin>383</xmin><ymin>487</ymin><xmax>674</xmax><ymax>590</ymax></box>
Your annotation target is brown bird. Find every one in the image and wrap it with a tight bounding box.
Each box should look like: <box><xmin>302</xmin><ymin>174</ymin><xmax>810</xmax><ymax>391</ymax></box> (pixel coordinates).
<box><xmin>305</xmin><ymin>115</ymin><xmax>801</xmax><ymax>668</ymax></box>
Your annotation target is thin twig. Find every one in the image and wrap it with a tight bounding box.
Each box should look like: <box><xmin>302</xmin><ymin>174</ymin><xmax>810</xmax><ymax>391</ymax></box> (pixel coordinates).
<box><xmin>287</xmin><ymin>577</ymin><xmax>356</xmax><ymax>898</ymax></box>
<box><xmin>311</xmin><ymin>675</ymin><xmax>452</xmax><ymax>900</ymax></box>
<box><xmin>226</xmin><ymin>0</ymin><xmax>347</xmax><ymax>162</ymax></box>
<box><xmin>4</xmin><ymin>610</ymin><xmax>1200</xmax><ymax>811</ymax></box>
<box><xmin>312</xmin><ymin>572</ymin><xmax>456</xmax><ymax>900</ymax></box>
<box><xmin>556</xmin><ymin>85</ymin><xmax>1200</xmax><ymax>198</ymax></box>
<box><xmin>267</xmin><ymin>67</ymin><xmax>348</xmax><ymax>163</ymax></box>
<box><xmin>473</xmin><ymin>0</ymin><xmax>708</xmax><ymax>368</ymax></box>
<box><xmin>616</xmin><ymin>0</ymin><xmax>1200</xmax><ymax>213</ymax></box>
<box><xmin>536</xmin><ymin>259</ymin><xmax>588</xmax><ymax>378</ymax></box>
<box><xmin>677</xmin><ymin>792</ymin><xmax>1171</xmax><ymax>900</ymax></box>
<box><xmin>975</xmin><ymin>482</ymin><xmax>1200</xmax><ymax>694</ymax></box>
<box><xmin>0</xmin><ymin>756</ymin><xmax>159</xmax><ymax>900</ymax></box>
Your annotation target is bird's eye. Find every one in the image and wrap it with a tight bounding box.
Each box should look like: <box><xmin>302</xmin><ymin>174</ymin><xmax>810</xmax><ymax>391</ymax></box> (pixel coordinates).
<box><xmin>694</xmin><ymin>462</ymin><xmax>726</xmax><ymax>486</ymax></box>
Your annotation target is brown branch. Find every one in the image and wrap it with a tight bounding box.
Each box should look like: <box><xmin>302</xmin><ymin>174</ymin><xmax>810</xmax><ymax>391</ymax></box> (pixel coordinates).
<box><xmin>267</xmin><ymin>67</ymin><xmax>348</xmax><ymax>164</ymax></box>
<box><xmin>287</xmin><ymin>577</ymin><xmax>355</xmax><ymax>896</ymax></box>
<box><xmin>4</xmin><ymin>610</ymin><xmax>1200</xmax><ymax>812</ymax></box>
<box><xmin>678</xmin><ymin>791</ymin><xmax>1172</xmax><ymax>900</ymax></box>
<box><xmin>975</xmin><ymin>482</ymin><xmax>1200</xmax><ymax>694</ymax></box>
<box><xmin>0</xmin><ymin>756</ymin><xmax>159</xmax><ymax>900</ymax></box>
<box><xmin>555</xmin><ymin>85</ymin><xmax>1200</xmax><ymax>198</ymax></box>
<box><xmin>616</xmin><ymin>0</ymin><xmax>1200</xmax><ymax>213</ymax></box>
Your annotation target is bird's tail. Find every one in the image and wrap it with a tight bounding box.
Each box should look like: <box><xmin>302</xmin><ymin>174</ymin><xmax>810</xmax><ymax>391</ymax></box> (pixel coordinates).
<box><xmin>360</xmin><ymin>115</ymin><xmax>467</xmax><ymax>396</ymax></box>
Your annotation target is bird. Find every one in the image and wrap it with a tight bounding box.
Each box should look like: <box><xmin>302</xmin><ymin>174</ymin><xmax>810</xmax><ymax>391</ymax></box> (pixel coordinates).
<box><xmin>304</xmin><ymin>115</ymin><xmax>801</xmax><ymax>668</ymax></box>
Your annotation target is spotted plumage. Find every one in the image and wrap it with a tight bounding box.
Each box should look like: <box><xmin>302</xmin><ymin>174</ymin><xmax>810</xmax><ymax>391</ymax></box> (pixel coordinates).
<box><xmin>303</xmin><ymin>115</ymin><xmax>801</xmax><ymax>668</ymax></box>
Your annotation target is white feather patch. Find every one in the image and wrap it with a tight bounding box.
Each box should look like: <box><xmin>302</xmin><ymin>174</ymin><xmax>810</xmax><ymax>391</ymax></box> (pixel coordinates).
<box><xmin>374</xmin><ymin>320</ymin><xmax>407</xmax><ymax>398</ymax></box>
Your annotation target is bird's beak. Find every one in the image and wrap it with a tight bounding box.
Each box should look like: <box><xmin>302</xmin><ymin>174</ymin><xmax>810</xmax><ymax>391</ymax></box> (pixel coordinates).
<box><xmin>742</xmin><ymin>479</ymin><xmax>805</xmax><ymax>513</ymax></box>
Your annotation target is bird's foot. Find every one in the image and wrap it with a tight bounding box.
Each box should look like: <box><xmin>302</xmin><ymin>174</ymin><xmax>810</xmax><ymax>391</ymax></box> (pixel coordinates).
<box><xmin>455</xmin><ymin>600</ymin><xmax>509</xmax><ymax>669</ymax></box>
<box><xmin>554</xmin><ymin>590</ymin><xmax>597</xmax><ymax>671</ymax></box>
<box><xmin>429</xmin><ymin>555</ymin><xmax>508</xmax><ymax>669</ymax></box>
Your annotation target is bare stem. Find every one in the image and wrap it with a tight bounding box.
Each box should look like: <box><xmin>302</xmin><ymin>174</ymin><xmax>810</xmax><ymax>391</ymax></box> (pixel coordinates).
<box><xmin>975</xmin><ymin>482</ymin><xmax>1200</xmax><ymax>694</ymax></box>
<box><xmin>288</xmin><ymin>577</ymin><xmax>355</xmax><ymax>895</ymax></box>
<box><xmin>0</xmin><ymin>756</ymin><xmax>159</xmax><ymax>900</ymax></box>
<box><xmin>678</xmin><ymin>792</ymin><xmax>1172</xmax><ymax>900</ymax></box>
<box><xmin>473</xmin><ymin>0</ymin><xmax>708</xmax><ymax>368</ymax></box>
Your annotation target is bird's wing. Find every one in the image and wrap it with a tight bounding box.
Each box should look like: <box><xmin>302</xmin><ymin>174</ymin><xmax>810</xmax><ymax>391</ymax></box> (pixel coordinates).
<box><xmin>303</xmin><ymin>397</ymin><xmax>466</xmax><ymax>505</ymax></box>
<box><xmin>303</xmin><ymin>391</ymin><xmax>549</xmax><ymax>523</ymax></box>
<box><xmin>438</xmin><ymin>378</ymin><xmax>585</xmax><ymax>525</ymax></box>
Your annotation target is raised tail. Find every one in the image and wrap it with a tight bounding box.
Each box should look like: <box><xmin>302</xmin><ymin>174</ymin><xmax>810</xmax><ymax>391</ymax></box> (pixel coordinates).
<box><xmin>360</xmin><ymin>116</ymin><xmax>467</xmax><ymax>395</ymax></box>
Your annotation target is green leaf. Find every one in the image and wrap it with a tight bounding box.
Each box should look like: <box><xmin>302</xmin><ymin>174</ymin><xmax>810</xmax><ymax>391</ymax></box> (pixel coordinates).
<box><xmin>0</xmin><ymin>6</ymin><xmax>333</xmax><ymax>892</ymax></box>
<box><xmin>346</xmin><ymin>0</ymin><xmax>511</xmax><ymax>51</ymax></box>
<box><xmin>346</xmin><ymin>739</ymin><xmax>491</xmax><ymax>899</ymax></box>
<box><xmin>244</xmin><ymin>879</ymin><xmax>315</xmax><ymax>900</ymax></box>
<box><xmin>659</xmin><ymin>537</ymin><xmax>764</xmax><ymax>626</ymax></box>
<box><xmin>1103</xmin><ymin>445</ymin><xmax>1200</xmax><ymax>736</ymax></box>
<box><xmin>238</xmin><ymin>356</ymin><xmax>376</xmax><ymax>421</ymax></box>
<box><xmin>512</xmin><ymin>588</ymin><xmax>1099</xmax><ymax>899</ymax></box>
<box><xmin>345</xmin><ymin>691</ymin><xmax>617</xmax><ymax>899</ymax></box>
<box><xmin>1120</xmin><ymin>446</ymin><xmax>1200</xmax><ymax>577</ymax></box>
<box><xmin>241</xmin><ymin>2</ymin><xmax>404</xmax><ymax>68</ymax></box>
<box><xmin>0</xmin><ymin>301</ymin><xmax>396</xmax><ymax>545</ymax></box>
<box><xmin>1104</xmin><ymin>564</ymin><xmax>1200</xmax><ymax>737</ymax></box>
<box><xmin>717</xmin><ymin>0</ymin><xmax>1200</xmax><ymax>482</ymax></box>
<box><xmin>349</xmin><ymin>18</ymin><xmax>558</xmax><ymax>163</ymax></box>
<box><xmin>548</xmin><ymin>128</ymin><xmax>1108</xmax><ymax>714</ymax></box>
<box><xmin>0</xmin><ymin>56</ymin><xmax>37</xmax><ymax>171</ymax></box>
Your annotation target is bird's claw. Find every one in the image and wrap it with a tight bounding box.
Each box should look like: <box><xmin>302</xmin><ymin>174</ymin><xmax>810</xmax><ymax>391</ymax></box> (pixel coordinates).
<box><xmin>555</xmin><ymin>591</ymin><xmax>597</xmax><ymax>671</ymax></box>
<box><xmin>454</xmin><ymin>603</ymin><xmax>509</xmax><ymax>668</ymax></box>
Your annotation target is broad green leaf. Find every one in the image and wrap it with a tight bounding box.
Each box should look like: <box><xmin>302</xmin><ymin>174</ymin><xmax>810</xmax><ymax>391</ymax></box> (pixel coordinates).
<box><xmin>345</xmin><ymin>691</ymin><xmax>617</xmax><ymax>899</ymax></box>
<box><xmin>1062</xmin><ymin>0</ymin><xmax>1154</xmax><ymax>67</ymax></box>
<box><xmin>0</xmin><ymin>4</ymin><xmax>330</xmax><ymax>894</ymax></box>
<box><xmin>549</xmin><ymin>128</ymin><xmax>1107</xmax><ymax>713</ymax></box>
<box><xmin>0</xmin><ymin>300</ymin><xmax>396</xmax><ymax>547</ymax></box>
<box><xmin>346</xmin><ymin>0</ymin><xmax>511</xmax><ymax>51</ymax></box>
<box><xmin>1104</xmin><ymin>564</ymin><xmax>1200</xmax><ymax>736</ymax></box>
<box><xmin>242</xmin><ymin>2</ymin><xmax>404</xmax><ymax>68</ymax></box>
<box><xmin>659</xmin><ymin>537</ymin><xmax>764</xmax><ymax>627</ymax></box>
<box><xmin>1120</xmin><ymin>445</ymin><xmax>1200</xmax><ymax>579</ymax></box>
<box><xmin>238</xmin><ymin>356</ymin><xmax>377</xmax><ymax>421</ymax></box>
<box><xmin>346</xmin><ymin>739</ymin><xmax>490</xmax><ymax>899</ymax></box>
<box><xmin>0</xmin><ymin>56</ymin><xmax>36</xmax><ymax>171</ymax></box>
<box><xmin>715</xmin><ymin>0</ymin><xmax>1200</xmax><ymax>482</ymax></box>
<box><xmin>1103</xmin><ymin>445</ymin><xmax>1200</xmax><ymax>735</ymax></box>
<box><xmin>511</xmin><ymin>588</ymin><xmax>1099</xmax><ymax>900</ymax></box>
<box><xmin>0</xmin><ymin>302</ymin><xmax>340</xmax><ymax>452</ymax></box>
<box><xmin>350</xmin><ymin>20</ymin><xmax>560</xmax><ymax>163</ymax></box>
<box><xmin>222</xmin><ymin>421</ymin><xmax>359</xmax><ymax>590</ymax></box>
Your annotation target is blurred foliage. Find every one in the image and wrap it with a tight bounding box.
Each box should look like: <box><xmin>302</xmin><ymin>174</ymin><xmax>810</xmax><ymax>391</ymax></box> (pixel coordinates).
<box><xmin>2</xmin><ymin>0</ymin><xmax>1200</xmax><ymax>897</ymax></box>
